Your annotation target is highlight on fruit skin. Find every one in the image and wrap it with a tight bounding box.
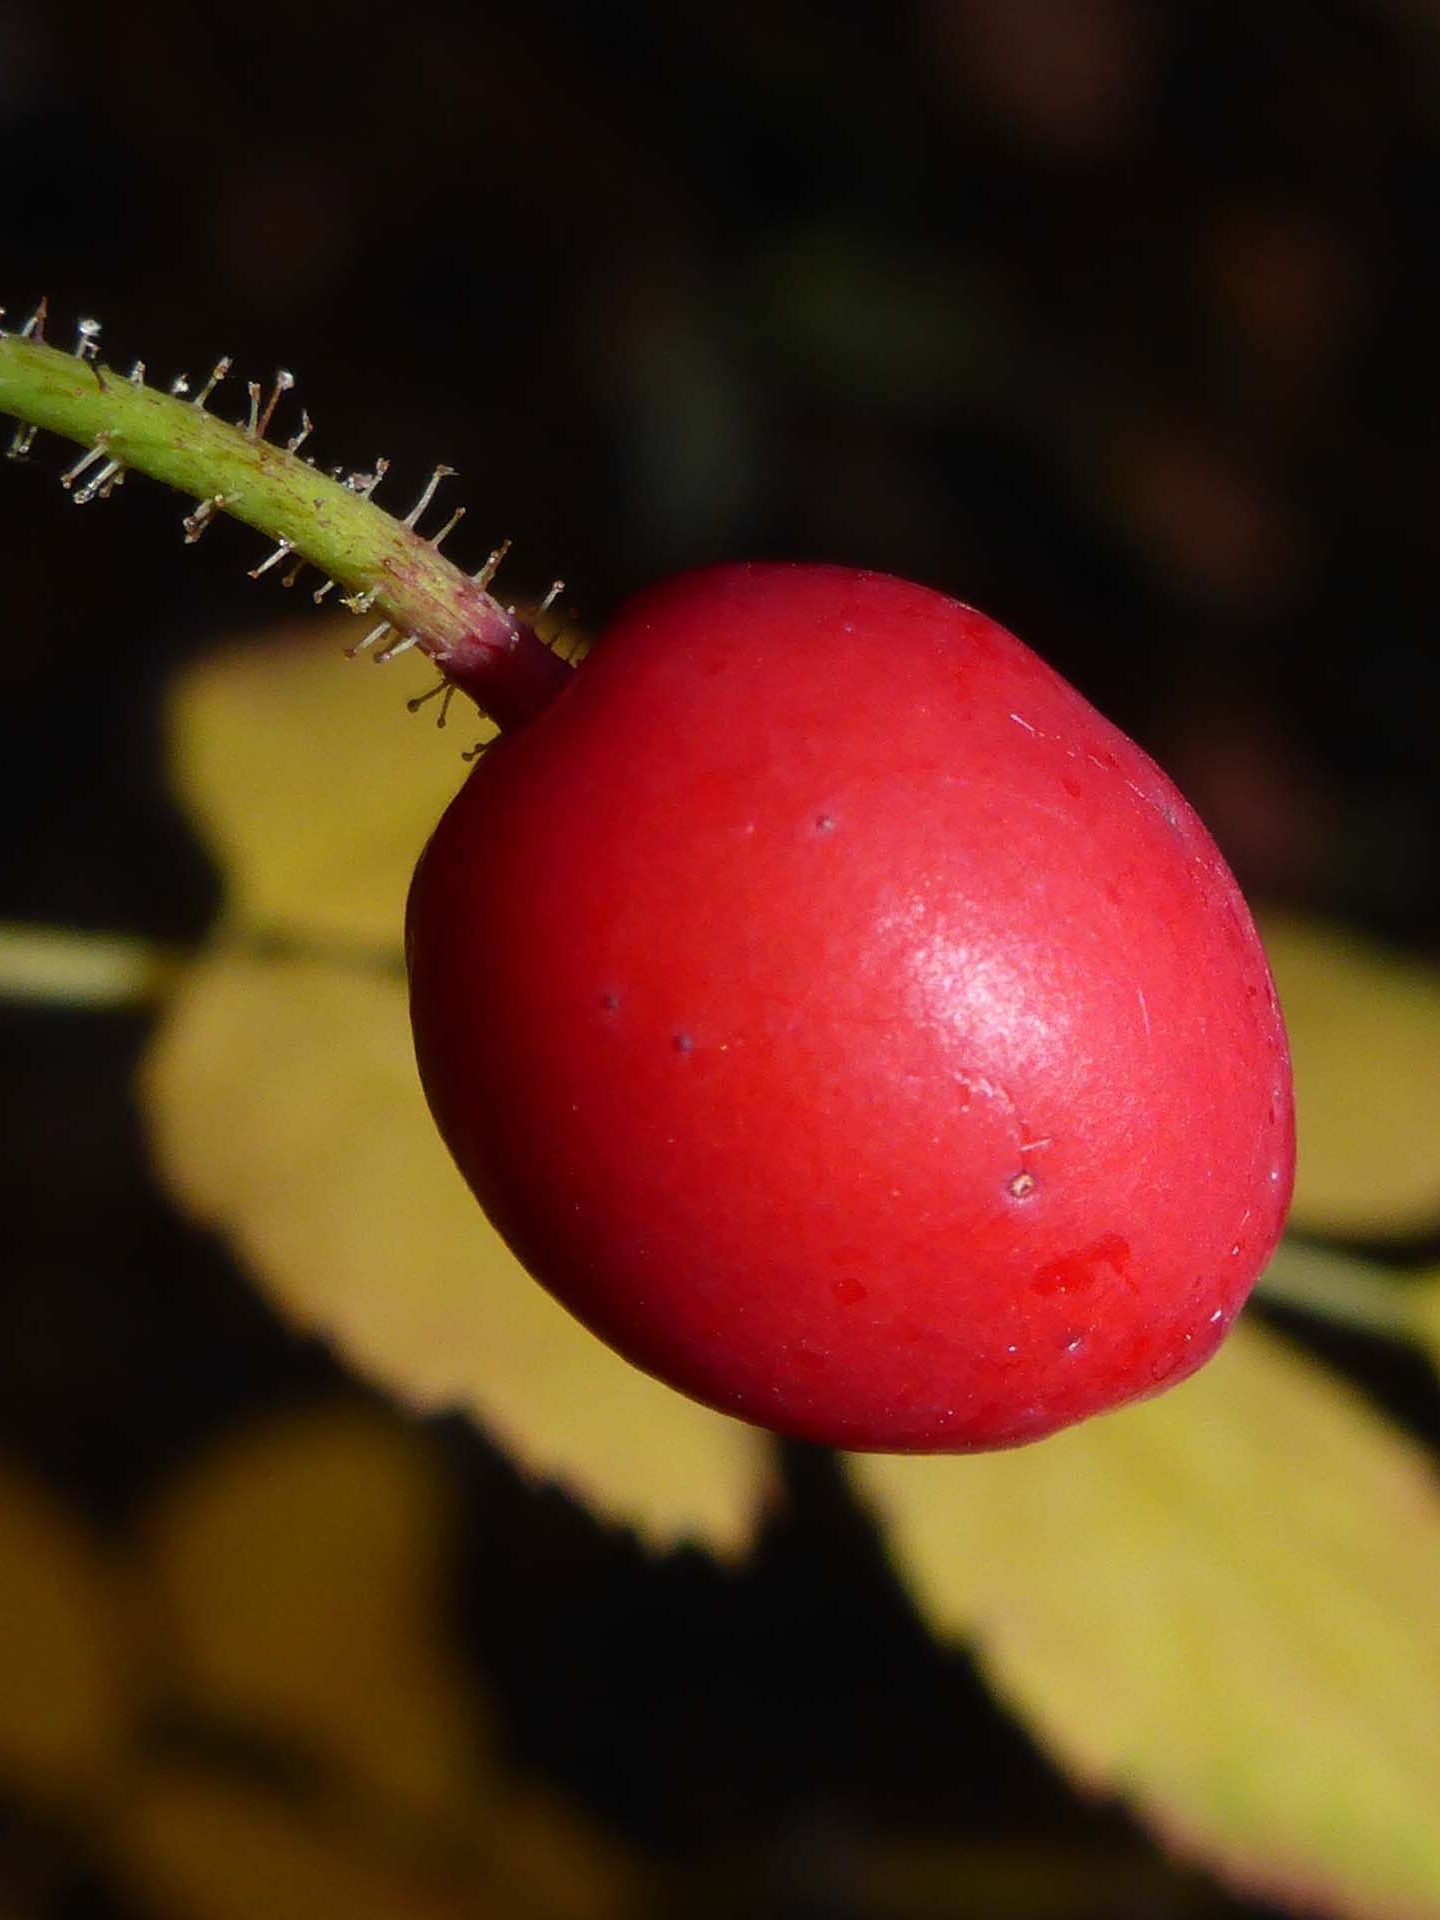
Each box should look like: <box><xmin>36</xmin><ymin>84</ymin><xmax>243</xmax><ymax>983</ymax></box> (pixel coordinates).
<box><xmin>406</xmin><ymin>562</ymin><xmax>1296</xmax><ymax>1452</ymax></box>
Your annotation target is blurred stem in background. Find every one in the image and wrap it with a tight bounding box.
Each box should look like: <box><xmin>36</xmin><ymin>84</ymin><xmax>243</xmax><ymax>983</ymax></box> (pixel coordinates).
<box><xmin>2</xmin><ymin>917</ymin><xmax>1434</xmax><ymax>1368</ymax></box>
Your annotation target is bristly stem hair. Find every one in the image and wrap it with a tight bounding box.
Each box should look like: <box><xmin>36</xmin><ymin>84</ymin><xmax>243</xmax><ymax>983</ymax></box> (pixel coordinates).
<box><xmin>0</xmin><ymin>306</ymin><xmax>573</xmax><ymax>730</ymax></box>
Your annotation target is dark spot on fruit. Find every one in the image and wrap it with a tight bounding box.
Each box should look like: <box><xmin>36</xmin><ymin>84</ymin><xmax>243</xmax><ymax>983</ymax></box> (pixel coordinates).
<box><xmin>1060</xmin><ymin>776</ymin><xmax>1082</xmax><ymax>800</ymax></box>
<box><xmin>814</xmin><ymin>814</ymin><xmax>836</xmax><ymax>833</ymax></box>
<box><xmin>831</xmin><ymin>1277</ymin><xmax>867</xmax><ymax>1306</ymax></box>
<box><xmin>599</xmin><ymin>991</ymin><xmax>621</xmax><ymax>1012</ymax></box>
<box><xmin>672</xmin><ymin>1032</ymin><xmax>694</xmax><ymax>1055</ymax></box>
<box><xmin>1031</xmin><ymin>1233</ymin><xmax>1132</xmax><ymax>1297</ymax></box>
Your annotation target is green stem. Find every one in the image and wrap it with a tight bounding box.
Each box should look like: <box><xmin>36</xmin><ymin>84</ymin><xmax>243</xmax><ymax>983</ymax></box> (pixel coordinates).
<box><xmin>1255</xmin><ymin>1238</ymin><xmax>1423</xmax><ymax>1344</ymax></box>
<box><xmin>0</xmin><ymin>923</ymin><xmax>184</xmax><ymax>1010</ymax></box>
<box><xmin>0</xmin><ymin>921</ymin><xmax>406</xmax><ymax>1010</ymax></box>
<box><xmin>0</xmin><ymin>317</ymin><xmax>572</xmax><ymax>729</ymax></box>
<box><xmin>2</xmin><ymin>914</ymin><xmax>1438</xmax><ymax>1379</ymax></box>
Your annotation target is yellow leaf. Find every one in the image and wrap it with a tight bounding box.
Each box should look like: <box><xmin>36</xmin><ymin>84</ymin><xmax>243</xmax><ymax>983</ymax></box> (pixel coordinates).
<box><xmin>139</xmin><ymin>947</ymin><xmax>772</xmax><ymax>1555</ymax></box>
<box><xmin>136</xmin><ymin>1402</ymin><xmax>487</xmax><ymax>1823</ymax></box>
<box><xmin>104</xmin><ymin>1764</ymin><xmax>495</xmax><ymax>1920</ymax></box>
<box><xmin>484</xmin><ymin>1783</ymin><xmax>656</xmax><ymax>1920</ymax></box>
<box><xmin>124</xmin><ymin>1405</ymin><xmax>652</xmax><ymax>1920</ymax></box>
<box><xmin>165</xmin><ymin>620</ymin><xmax>472</xmax><ymax>951</ymax></box>
<box><xmin>104</xmin><ymin>1759</ymin><xmax>651</xmax><ymax>1920</ymax></box>
<box><xmin>0</xmin><ymin>1455</ymin><xmax>135</xmax><ymax>1805</ymax></box>
<box><xmin>147</xmin><ymin>623</ymin><xmax>772</xmax><ymax>1552</ymax></box>
<box><xmin>1260</xmin><ymin>911</ymin><xmax>1440</xmax><ymax>1239</ymax></box>
<box><xmin>849</xmin><ymin>1323</ymin><xmax>1440</xmax><ymax>1920</ymax></box>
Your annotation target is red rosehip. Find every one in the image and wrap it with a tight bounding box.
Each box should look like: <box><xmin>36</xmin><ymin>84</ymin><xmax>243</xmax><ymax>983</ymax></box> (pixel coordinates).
<box><xmin>406</xmin><ymin>563</ymin><xmax>1294</xmax><ymax>1451</ymax></box>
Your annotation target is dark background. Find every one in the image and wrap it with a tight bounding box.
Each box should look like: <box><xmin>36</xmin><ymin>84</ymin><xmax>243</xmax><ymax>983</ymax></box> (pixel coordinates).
<box><xmin>3</xmin><ymin>2</ymin><xmax>1439</xmax><ymax>1915</ymax></box>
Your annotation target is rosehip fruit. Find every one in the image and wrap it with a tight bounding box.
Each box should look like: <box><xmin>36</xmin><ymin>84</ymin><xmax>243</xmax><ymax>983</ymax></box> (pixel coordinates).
<box><xmin>406</xmin><ymin>563</ymin><xmax>1294</xmax><ymax>1451</ymax></box>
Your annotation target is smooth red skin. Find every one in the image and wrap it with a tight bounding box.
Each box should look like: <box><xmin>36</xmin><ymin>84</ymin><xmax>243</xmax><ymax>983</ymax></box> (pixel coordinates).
<box><xmin>406</xmin><ymin>564</ymin><xmax>1295</xmax><ymax>1451</ymax></box>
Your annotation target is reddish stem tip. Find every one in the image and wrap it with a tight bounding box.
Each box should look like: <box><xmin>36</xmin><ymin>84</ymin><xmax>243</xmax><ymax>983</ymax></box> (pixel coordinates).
<box><xmin>430</xmin><ymin>586</ymin><xmax>575</xmax><ymax>732</ymax></box>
